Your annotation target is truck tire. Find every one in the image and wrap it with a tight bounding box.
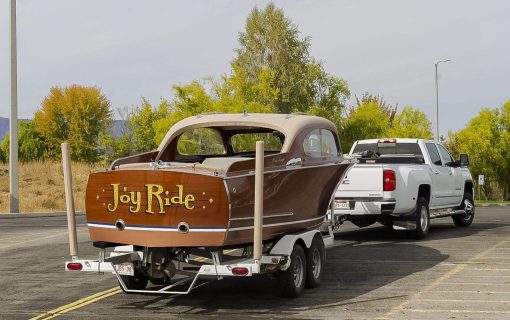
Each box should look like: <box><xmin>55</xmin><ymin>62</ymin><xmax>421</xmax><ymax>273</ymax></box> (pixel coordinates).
<box><xmin>410</xmin><ymin>197</ymin><xmax>430</xmax><ymax>239</ymax></box>
<box><xmin>277</xmin><ymin>243</ymin><xmax>307</xmax><ymax>298</ymax></box>
<box><xmin>305</xmin><ymin>235</ymin><xmax>325</xmax><ymax>289</ymax></box>
<box><xmin>452</xmin><ymin>193</ymin><xmax>475</xmax><ymax>227</ymax></box>
<box><xmin>119</xmin><ymin>269</ymin><xmax>149</xmax><ymax>293</ymax></box>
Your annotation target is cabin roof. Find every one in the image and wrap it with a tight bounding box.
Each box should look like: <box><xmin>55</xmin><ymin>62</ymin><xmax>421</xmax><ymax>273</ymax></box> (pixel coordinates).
<box><xmin>156</xmin><ymin>113</ymin><xmax>337</xmax><ymax>152</ymax></box>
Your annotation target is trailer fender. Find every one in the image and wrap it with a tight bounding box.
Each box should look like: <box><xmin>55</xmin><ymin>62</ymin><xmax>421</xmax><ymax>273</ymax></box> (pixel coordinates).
<box><xmin>269</xmin><ymin>230</ymin><xmax>322</xmax><ymax>256</ymax></box>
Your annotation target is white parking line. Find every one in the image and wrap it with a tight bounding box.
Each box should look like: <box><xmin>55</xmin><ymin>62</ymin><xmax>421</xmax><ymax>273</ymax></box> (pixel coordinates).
<box><xmin>385</xmin><ymin>238</ymin><xmax>510</xmax><ymax>317</ymax></box>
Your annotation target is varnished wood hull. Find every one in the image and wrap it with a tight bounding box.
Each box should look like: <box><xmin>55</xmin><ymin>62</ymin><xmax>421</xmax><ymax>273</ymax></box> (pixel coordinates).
<box><xmin>85</xmin><ymin>163</ymin><xmax>350</xmax><ymax>248</ymax></box>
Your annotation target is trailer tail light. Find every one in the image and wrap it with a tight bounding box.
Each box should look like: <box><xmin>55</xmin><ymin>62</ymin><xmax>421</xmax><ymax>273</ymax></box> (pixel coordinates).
<box><xmin>383</xmin><ymin>169</ymin><xmax>396</xmax><ymax>191</ymax></box>
<box><xmin>66</xmin><ymin>262</ymin><xmax>83</xmax><ymax>271</ymax></box>
<box><xmin>231</xmin><ymin>267</ymin><xmax>249</xmax><ymax>276</ymax></box>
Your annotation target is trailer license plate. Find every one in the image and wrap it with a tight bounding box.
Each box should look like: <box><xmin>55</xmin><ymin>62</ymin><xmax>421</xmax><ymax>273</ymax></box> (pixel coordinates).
<box><xmin>114</xmin><ymin>263</ymin><xmax>134</xmax><ymax>276</ymax></box>
<box><xmin>335</xmin><ymin>200</ymin><xmax>350</xmax><ymax>210</ymax></box>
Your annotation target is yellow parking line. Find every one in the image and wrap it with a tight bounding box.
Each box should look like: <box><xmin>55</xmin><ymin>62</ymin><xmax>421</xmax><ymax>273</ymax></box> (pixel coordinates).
<box><xmin>193</xmin><ymin>249</ymin><xmax>237</xmax><ymax>262</ymax></box>
<box><xmin>30</xmin><ymin>287</ymin><xmax>121</xmax><ymax>320</ymax></box>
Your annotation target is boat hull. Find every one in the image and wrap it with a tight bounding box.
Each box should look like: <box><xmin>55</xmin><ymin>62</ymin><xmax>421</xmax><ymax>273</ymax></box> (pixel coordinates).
<box><xmin>85</xmin><ymin>163</ymin><xmax>350</xmax><ymax>248</ymax></box>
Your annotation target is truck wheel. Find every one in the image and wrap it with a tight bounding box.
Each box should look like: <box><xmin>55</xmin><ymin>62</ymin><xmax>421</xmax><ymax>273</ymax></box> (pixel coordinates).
<box><xmin>119</xmin><ymin>269</ymin><xmax>148</xmax><ymax>293</ymax></box>
<box><xmin>452</xmin><ymin>193</ymin><xmax>475</xmax><ymax>227</ymax></box>
<box><xmin>277</xmin><ymin>243</ymin><xmax>307</xmax><ymax>298</ymax></box>
<box><xmin>305</xmin><ymin>236</ymin><xmax>325</xmax><ymax>289</ymax></box>
<box><xmin>411</xmin><ymin>197</ymin><xmax>430</xmax><ymax>239</ymax></box>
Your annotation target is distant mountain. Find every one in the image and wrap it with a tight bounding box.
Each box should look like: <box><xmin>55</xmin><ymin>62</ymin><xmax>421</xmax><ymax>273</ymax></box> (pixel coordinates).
<box><xmin>0</xmin><ymin>117</ymin><xmax>30</xmax><ymax>141</ymax></box>
<box><xmin>0</xmin><ymin>117</ymin><xmax>126</xmax><ymax>141</ymax></box>
<box><xmin>0</xmin><ymin>117</ymin><xmax>7</xmax><ymax>141</ymax></box>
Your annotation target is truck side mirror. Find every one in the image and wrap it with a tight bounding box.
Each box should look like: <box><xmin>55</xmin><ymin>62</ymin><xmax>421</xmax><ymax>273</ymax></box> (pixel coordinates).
<box><xmin>459</xmin><ymin>154</ymin><xmax>469</xmax><ymax>167</ymax></box>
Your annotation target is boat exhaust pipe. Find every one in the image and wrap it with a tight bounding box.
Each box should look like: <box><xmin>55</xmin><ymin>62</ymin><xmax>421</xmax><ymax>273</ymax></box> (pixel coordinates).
<box><xmin>254</xmin><ymin>141</ymin><xmax>264</xmax><ymax>263</ymax></box>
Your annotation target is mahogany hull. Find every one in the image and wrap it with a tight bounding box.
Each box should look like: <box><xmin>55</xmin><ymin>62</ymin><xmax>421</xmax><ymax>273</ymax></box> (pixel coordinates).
<box><xmin>85</xmin><ymin>163</ymin><xmax>350</xmax><ymax>248</ymax></box>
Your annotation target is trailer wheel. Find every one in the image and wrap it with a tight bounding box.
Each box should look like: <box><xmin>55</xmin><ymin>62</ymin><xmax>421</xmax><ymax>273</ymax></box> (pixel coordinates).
<box><xmin>305</xmin><ymin>235</ymin><xmax>325</xmax><ymax>289</ymax></box>
<box><xmin>452</xmin><ymin>192</ymin><xmax>475</xmax><ymax>227</ymax></box>
<box><xmin>119</xmin><ymin>269</ymin><xmax>148</xmax><ymax>293</ymax></box>
<box><xmin>410</xmin><ymin>197</ymin><xmax>430</xmax><ymax>239</ymax></box>
<box><xmin>277</xmin><ymin>243</ymin><xmax>306</xmax><ymax>298</ymax></box>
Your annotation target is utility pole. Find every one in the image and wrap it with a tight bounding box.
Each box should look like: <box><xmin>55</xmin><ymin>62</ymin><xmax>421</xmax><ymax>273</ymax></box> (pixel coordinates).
<box><xmin>9</xmin><ymin>0</ymin><xmax>19</xmax><ymax>213</ymax></box>
<box><xmin>434</xmin><ymin>59</ymin><xmax>451</xmax><ymax>142</ymax></box>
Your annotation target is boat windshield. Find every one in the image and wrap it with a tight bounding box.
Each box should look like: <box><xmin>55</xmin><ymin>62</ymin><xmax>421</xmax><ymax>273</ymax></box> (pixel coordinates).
<box><xmin>177</xmin><ymin>128</ymin><xmax>226</xmax><ymax>155</ymax></box>
<box><xmin>230</xmin><ymin>132</ymin><xmax>283</xmax><ymax>154</ymax></box>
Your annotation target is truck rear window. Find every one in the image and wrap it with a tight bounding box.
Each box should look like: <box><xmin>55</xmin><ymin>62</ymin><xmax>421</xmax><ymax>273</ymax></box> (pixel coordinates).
<box><xmin>352</xmin><ymin>143</ymin><xmax>423</xmax><ymax>157</ymax></box>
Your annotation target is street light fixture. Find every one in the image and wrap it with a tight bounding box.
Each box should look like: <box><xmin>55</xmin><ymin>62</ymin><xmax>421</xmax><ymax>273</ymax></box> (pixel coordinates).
<box><xmin>435</xmin><ymin>59</ymin><xmax>451</xmax><ymax>142</ymax></box>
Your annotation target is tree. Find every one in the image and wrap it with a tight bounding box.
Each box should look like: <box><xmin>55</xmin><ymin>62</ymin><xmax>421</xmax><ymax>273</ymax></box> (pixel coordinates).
<box><xmin>0</xmin><ymin>121</ymin><xmax>46</xmax><ymax>163</ymax></box>
<box><xmin>231</xmin><ymin>3</ymin><xmax>349</xmax><ymax>117</ymax></box>
<box><xmin>153</xmin><ymin>77</ymin><xmax>275</xmax><ymax>144</ymax></box>
<box><xmin>0</xmin><ymin>136</ymin><xmax>7</xmax><ymax>163</ymax></box>
<box><xmin>386</xmin><ymin>107</ymin><xmax>433</xmax><ymax>139</ymax></box>
<box><xmin>455</xmin><ymin>108</ymin><xmax>502</xmax><ymax>198</ymax></box>
<box><xmin>339</xmin><ymin>99</ymin><xmax>391</xmax><ymax>152</ymax></box>
<box><xmin>33</xmin><ymin>85</ymin><xmax>112</xmax><ymax>162</ymax></box>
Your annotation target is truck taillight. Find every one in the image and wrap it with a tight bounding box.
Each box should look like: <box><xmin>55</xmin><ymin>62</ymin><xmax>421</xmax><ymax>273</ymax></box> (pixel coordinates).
<box><xmin>383</xmin><ymin>169</ymin><xmax>396</xmax><ymax>191</ymax></box>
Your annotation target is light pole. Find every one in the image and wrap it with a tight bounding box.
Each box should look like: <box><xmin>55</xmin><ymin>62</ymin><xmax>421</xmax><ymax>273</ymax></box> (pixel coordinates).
<box><xmin>435</xmin><ymin>59</ymin><xmax>451</xmax><ymax>142</ymax></box>
<box><xmin>10</xmin><ymin>0</ymin><xmax>19</xmax><ymax>213</ymax></box>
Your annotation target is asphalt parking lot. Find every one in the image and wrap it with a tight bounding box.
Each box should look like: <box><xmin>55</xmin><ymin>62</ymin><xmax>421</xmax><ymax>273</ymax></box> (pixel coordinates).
<box><xmin>1</xmin><ymin>206</ymin><xmax>509</xmax><ymax>319</ymax></box>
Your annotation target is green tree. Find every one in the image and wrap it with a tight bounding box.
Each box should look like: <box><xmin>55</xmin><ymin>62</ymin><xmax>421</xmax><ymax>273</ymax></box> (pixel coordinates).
<box><xmin>340</xmin><ymin>99</ymin><xmax>391</xmax><ymax>152</ymax></box>
<box><xmin>231</xmin><ymin>3</ymin><xmax>349</xmax><ymax>117</ymax></box>
<box><xmin>0</xmin><ymin>136</ymin><xmax>7</xmax><ymax>163</ymax></box>
<box><xmin>101</xmin><ymin>99</ymin><xmax>171</xmax><ymax>162</ymax></box>
<box><xmin>33</xmin><ymin>85</ymin><xmax>112</xmax><ymax>162</ymax></box>
<box><xmin>455</xmin><ymin>108</ymin><xmax>502</xmax><ymax>198</ymax></box>
<box><xmin>0</xmin><ymin>121</ymin><xmax>46</xmax><ymax>163</ymax></box>
<box><xmin>496</xmin><ymin>101</ymin><xmax>510</xmax><ymax>198</ymax></box>
<box><xmin>386</xmin><ymin>106</ymin><xmax>433</xmax><ymax>139</ymax></box>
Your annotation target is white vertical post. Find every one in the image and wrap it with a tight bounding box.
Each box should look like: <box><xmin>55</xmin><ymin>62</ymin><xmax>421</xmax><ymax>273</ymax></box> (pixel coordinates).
<box><xmin>62</xmin><ymin>143</ymin><xmax>78</xmax><ymax>259</ymax></box>
<box><xmin>253</xmin><ymin>141</ymin><xmax>264</xmax><ymax>262</ymax></box>
<box><xmin>9</xmin><ymin>0</ymin><xmax>19</xmax><ymax>213</ymax></box>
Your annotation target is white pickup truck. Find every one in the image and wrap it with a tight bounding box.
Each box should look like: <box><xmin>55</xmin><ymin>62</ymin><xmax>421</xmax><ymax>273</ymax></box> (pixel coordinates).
<box><xmin>333</xmin><ymin>138</ymin><xmax>475</xmax><ymax>239</ymax></box>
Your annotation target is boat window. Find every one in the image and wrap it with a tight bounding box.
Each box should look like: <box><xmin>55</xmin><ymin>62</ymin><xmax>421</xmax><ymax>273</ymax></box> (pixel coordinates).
<box><xmin>230</xmin><ymin>132</ymin><xmax>283</xmax><ymax>153</ymax></box>
<box><xmin>303</xmin><ymin>129</ymin><xmax>339</xmax><ymax>158</ymax></box>
<box><xmin>177</xmin><ymin>128</ymin><xmax>226</xmax><ymax>155</ymax></box>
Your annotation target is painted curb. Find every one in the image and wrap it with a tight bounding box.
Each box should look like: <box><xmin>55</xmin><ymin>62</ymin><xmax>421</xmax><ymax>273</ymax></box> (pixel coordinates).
<box><xmin>476</xmin><ymin>203</ymin><xmax>510</xmax><ymax>207</ymax></box>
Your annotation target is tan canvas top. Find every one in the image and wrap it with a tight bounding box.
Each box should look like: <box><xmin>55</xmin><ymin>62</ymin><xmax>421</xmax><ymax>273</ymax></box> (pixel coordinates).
<box><xmin>157</xmin><ymin>113</ymin><xmax>337</xmax><ymax>153</ymax></box>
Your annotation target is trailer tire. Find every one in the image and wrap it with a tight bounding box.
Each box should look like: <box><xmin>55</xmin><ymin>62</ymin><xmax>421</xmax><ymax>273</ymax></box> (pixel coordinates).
<box><xmin>410</xmin><ymin>197</ymin><xmax>430</xmax><ymax>239</ymax></box>
<box><xmin>119</xmin><ymin>269</ymin><xmax>148</xmax><ymax>293</ymax></box>
<box><xmin>452</xmin><ymin>192</ymin><xmax>475</xmax><ymax>227</ymax></box>
<box><xmin>277</xmin><ymin>243</ymin><xmax>306</xmax><ymax>298</ymax></box>
<box><xmin>305</xmin><ymin>235</ymin><xmax>325</xmax><ymax>289</ymax></box>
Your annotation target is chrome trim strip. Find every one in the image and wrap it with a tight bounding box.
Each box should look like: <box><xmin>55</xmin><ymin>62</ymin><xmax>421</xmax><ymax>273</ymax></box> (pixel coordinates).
<box><xmin>88</xmin><ymin>223</ymin><xmax>226</xmax><ymax>233</ymax></box>
<box><xmin>229</xmin><ymin>212</ymin><xmax>294</xmax><ymax>221</ymax></box>
<box><xmin>228</xmin><ymin>215</ymin><xmax>325</xmax><ymax>231</ymax></box>
<box><xmin>223</xmin><ymin>179</ymin><xmax>232</xmax><ymax>242</ymax></box>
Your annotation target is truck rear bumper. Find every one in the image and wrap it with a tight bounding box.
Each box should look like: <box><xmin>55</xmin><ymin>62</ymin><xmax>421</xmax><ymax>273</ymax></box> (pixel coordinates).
<box><xmin>333</xmin><ymin>199</ymin><xmax>396</xmax><ymax>216</ymax></box>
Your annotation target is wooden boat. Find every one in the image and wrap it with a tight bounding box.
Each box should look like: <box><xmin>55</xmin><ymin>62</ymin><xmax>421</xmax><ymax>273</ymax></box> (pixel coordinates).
<box><xmin>85</xmin><ymin>113</ymin><xmax>353</xmax><ymax>248</ymax></box>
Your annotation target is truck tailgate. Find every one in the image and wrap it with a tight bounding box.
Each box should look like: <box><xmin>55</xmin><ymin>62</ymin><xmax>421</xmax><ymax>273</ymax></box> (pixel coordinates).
<box><xmin>335</xmin><ymin>164</ymin><xmax>384</xmax><ymax>198</ymax></box>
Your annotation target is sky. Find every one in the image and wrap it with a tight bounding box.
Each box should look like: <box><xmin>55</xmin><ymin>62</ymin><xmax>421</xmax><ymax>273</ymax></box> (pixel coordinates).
<box><xmin>1</xmin><ymin>0</ymin><xmax>509</xmax><ymax>137</ymax></box>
